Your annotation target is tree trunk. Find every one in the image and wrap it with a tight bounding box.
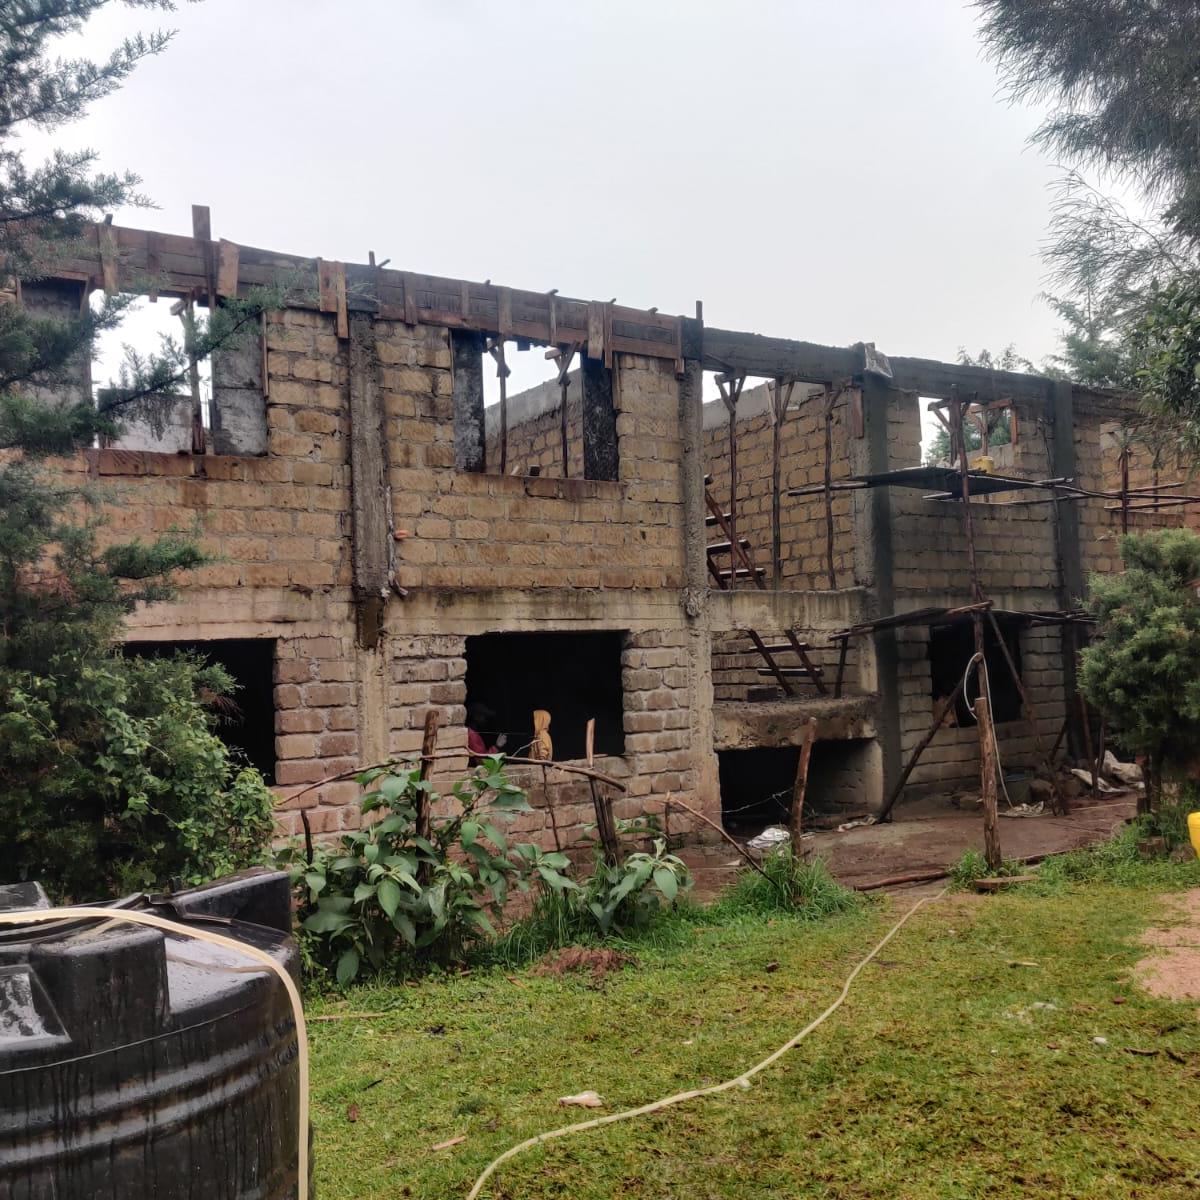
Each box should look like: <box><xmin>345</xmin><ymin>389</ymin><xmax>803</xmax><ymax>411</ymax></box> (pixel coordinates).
<box><xmin>1141</xmin><ymin>751</ymin><xmax>1159</xmax><ymax>817</ymax></box>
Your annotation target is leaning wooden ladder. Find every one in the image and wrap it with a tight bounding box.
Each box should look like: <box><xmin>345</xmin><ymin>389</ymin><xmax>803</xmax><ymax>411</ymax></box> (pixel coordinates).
<box><xmin>704</xmin><ymin>482</ymin><xmax>827</xmax><ymax>696</ymax></box>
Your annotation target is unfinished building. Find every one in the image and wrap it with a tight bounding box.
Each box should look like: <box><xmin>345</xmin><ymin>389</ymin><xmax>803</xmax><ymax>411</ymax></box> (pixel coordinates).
<box><xmin>13</xmin><ymin>211</ymin><xmax>1186</xmax><ymax>849</ymax></box>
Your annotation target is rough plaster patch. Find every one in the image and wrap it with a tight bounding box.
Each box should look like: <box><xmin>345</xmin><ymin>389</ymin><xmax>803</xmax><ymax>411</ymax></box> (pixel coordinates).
<box><xmin>1135</xmin><ymin>889</ymin><xmax>1200</xmax><ymax>1007</ymax></box>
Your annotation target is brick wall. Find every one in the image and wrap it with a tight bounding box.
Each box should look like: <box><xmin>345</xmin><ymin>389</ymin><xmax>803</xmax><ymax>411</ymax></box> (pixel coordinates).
<box><xmin>37</xmin><ymin>298</ymin><xmax>712</xmax><ymax>846</ymax></box>
<box><xmin>484</xmin><ymin>371</ymin><xmax>585</xmax><ymax>478</ymax></box>
<box><xmin>895</xmin><ymin>622</ymin><xmax>1066</xmax><ymax>795</ymax></box>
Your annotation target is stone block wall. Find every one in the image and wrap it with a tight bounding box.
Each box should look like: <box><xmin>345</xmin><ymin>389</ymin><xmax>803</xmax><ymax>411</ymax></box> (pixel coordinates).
<box><xmin>888</xmin><ymin>392</ymin><xmax>1060</xmax><ymax>601</ymax></box>
<box><xmin>484</xmin><ymin>371</ymin><xmax>585</xmax><ymax>478</ymax></box>
<box><xmin>36</xmin><ymin>291</ymin><xmax>711</xmax><ymax>846</ymax></box>
<box><xmin>895</xmin><ymin>621</ymin><xmax>1065</xmax><ymax>794</ymax></box>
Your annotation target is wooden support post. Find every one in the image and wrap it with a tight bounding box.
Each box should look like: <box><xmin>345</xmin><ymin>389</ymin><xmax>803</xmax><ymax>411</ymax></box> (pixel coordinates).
<box><xmin>789</xmin><ymin>717</ymin><xmax>818</xmax><ymax>847</ymax></box>
<box><xmin>556</xmin><ymin>344</ymin><xmax>577</xmax><ymax>478</ymax></box>
<box><xmin>416</xmin><ymin>711</ymin><xmax>440</xmax><ymax>874</ymax></box>
<box><xmin>498</xmin><ymin>343</ymin><xmax>508</xmax><ymax>475</ymax></box>
<box><xmin>587</xmin><ymin>718</ymin><xmax>620</xmax><ymax>864</ymax></box>
<box><xmin>875</xmin><ymin>671</ymin><xmax>968</xmax><ymax>824</ymax></box>
<box><xmin>1079</xmin><ymin>692</ymin><xmax>1097</xmax><ymax>795</ymax></box>
<box><xmin>984</xmin><ymin>608</ymin><xmax>1068</xmax><ymax>815</ymax></box>
<box><xmin>1120</xmin><ymin>446</ymin><xmax>1131</xmax><ymax>535</ymax></box>
<box><xmin>191</xmin><ymin>204</ymin><xmax>216</xmax><ymax>310</ymax></box>
<box><xmin>1050</xmin><ymin>713</ymin><xmax>1070</xmax><ymax>760</ymax></box>
<box><xmin>718</xmin><ymin>373</ymin><xmax>746</xmax><ymax>589</ymax></box>
<box><xmin>769</xmin><ymin>377</ymin><xmax>794</xmax><ymax>588</ymax></box>
<box><xmin>541</xmin><ymin>764</ymin><xmax>562</xmax><ymax>854</ymax></box>
<box><xmin>824</xmin><ymin>385</ymin><xmax>837</xmax><ymax>589</ymax></box>
<box><xmin>976</xmin><ymin>694</ymin><xmax>1003</xmax><ymax>871</ymax></box>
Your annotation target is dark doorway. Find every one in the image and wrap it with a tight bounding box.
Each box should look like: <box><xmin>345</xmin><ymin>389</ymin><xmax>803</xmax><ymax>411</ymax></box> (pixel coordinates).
<box><xmin>719</xmin><ymin>738</ymin><xmax>876</xmax><ymax>836</ymax></box>
<box><xmin>123</xmin><ymin>639</ymin><xmax>277</xmax><ymax>782</ymax></box>
<box><xmin>718</xmin><ymin>747</ymin><xmax>794</xmax><ymax>836</ymax></box>
<box><xmin>928</xmin><ymin>616</ymin><xmax>1022</xmax><ymax>725</ymax></box>
<box><xmin>464</xmin><ymin>631</ymin><xmax>625</xmax><ymax>761</ymax></box>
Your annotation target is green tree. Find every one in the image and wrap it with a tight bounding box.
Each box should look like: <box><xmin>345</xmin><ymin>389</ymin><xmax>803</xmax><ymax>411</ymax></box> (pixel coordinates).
<box><xmin>976</xmin><ymin>3</ymin><xmax>1200</xmax><ymax>437</ymax></box>
<box><xmin>923</xmin><ymin>347</ymin><xmax>1021</xmax><ymax>465</ymax></box>
<box><xmin>1078</xmin><ymin>529</ymin><xmax>1200</xmax><ymax>814</ymax></box>
<box><xmin>0</xmin><ymin>1</ymin><xmax>275</xmax><ymax>900</ymax></box>
<box><xmin>976</xmin><ymin>2</ymin><xmax>1200</xmax><ymax>295</ymax></box>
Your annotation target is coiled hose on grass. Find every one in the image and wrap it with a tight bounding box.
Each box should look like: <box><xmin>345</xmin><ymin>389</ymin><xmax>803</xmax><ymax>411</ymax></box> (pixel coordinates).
<box><xmin>466</xmin><ymin>886</ymin><xmax>948</xmax><ymax>1198</ymax></box>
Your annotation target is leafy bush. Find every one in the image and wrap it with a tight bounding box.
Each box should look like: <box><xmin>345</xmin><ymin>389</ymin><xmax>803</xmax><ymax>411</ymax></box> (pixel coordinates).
<box><xmin>288</xmin><ymin>758</ymin><xmax>570</xmax><ymax>984</ymax></box>
<box><xmin>579</xmin><ymin>839</ymin><xmax>692</xmax><ymax>934</ymax></box>
<box><xmin>718</xmin><ymin>849</ymin><xmax>862</xmax><ymax>919</ymax></box>
<box><xmin>1</xmin><ymin>650</ymin><xmax>275</xmax><ymax>900</ymax></box>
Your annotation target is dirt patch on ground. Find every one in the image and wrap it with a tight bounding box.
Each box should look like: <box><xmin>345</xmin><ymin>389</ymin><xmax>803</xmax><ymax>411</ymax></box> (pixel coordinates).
<box><xmin>1136</xmin><ymin>888</ymin><xmax>1200</xmax><ymax>1007</ymax></box>
<box><xmin>534</xmin><ymin>947</ymin><xmax>635</xmax><ymax>982</ymax></box>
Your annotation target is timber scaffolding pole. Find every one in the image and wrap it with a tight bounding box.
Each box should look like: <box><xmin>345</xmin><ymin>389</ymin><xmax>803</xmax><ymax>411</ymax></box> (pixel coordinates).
<box><xmin>948</xmin><ymin>387</ymin><xmax>1002</xmax><ymax>871</ymax></box>
<box><xmin>844</xmin><ymin>390</ymin><xmax>1074</xmax><ymax>852</ymax></box>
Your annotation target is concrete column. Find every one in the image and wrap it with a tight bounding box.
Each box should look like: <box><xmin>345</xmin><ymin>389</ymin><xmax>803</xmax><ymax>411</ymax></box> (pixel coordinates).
<box><xmin>347</xmin><ymin>312</ymin><xmax>389</xmax><ymax>649</ymax></box>
<box><xmin>679</xmin><ymin>357</ymin><xmax>720</xmax><ymax>821</ymax></box>
<box><xmin>849</xmin><ymin>368</ymin><xmax>901</xmax><ymax>810</ymax></box>
<box><xmin>451</xmin><ymin>330</ymin><xmax>486</xmax><ymax>472</ymax></box>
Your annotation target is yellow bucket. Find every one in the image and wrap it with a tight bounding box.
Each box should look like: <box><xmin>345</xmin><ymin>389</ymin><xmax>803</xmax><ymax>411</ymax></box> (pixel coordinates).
<box><xmin>1189</xmin><ymin>811</ymin><xmax>1200</xmax><ymax>859</ymax></box>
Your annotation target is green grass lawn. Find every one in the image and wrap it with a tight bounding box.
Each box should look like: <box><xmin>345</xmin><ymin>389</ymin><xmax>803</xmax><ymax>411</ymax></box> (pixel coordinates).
<box><xmin>307</xmin><ymin>872</ymin><xmax>1200</xmax><ymax>1199</ymax></box>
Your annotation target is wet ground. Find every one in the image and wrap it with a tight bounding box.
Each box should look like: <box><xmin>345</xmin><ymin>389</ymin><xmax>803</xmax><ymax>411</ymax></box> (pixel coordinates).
<box><xmin>680</xmin><ymin>790</ymin><xmax>1140</xmax><ymax>900</ymax></box>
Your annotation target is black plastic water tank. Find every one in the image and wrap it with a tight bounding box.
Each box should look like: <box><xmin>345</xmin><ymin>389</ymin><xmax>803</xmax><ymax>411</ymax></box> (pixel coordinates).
<box><xmin>0</xmin><ymin>869</ymin><xmax>308</xmax><ymax>1199</ymax></box>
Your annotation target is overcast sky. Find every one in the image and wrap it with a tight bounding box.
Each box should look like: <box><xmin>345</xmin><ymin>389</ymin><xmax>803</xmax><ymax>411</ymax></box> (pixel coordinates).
<box><xmin>52</xmin><ymin>0</ymin><xmax>1064</xmax><ymax>406</ymax></box>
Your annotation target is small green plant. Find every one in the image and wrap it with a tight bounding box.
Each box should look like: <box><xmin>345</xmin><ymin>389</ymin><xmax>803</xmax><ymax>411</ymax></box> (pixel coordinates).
<box><xmin>1034</xmin><ymin>815</ymin><xmax>1200</xmax><ymax>892</ymax></box>
<box><xmin>947</xmin><ymin>848</ymin><xmax>1025</xmax><ymax>890</ymax></box>
<box><xmin>285</xmin><ymin>758</ymin><xmax>569</xmax><ymax>984</ymax></box>
<box><xmin>719</xmin><ymin>849</ymin><xmax>862</xmax><ymax>919</ymax></box>
<box><xmin>496</xmin><ymin>838</ymin><xmax>694</xmax><ymax>962</ymax></box>
<box><xmin>579</xmin><ymin>839</ymin><xmax>692</xmax><ymax>936</ymax></box>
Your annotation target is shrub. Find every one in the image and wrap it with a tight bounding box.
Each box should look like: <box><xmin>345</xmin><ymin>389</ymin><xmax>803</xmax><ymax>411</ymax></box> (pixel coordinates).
<box><xmin>286</xmin><ymin>758</ymin><xmax>569</xmax><ymax>984</ymax></box>
<box><xmin>1</xmin><ymin>650</ymin><xmax>275</xmax><ymax>900</ymax></box>
<box><xmin>1079</xmin><ymin>528</ymin><xmax>1200</xmax><ymax>812</ymax></box>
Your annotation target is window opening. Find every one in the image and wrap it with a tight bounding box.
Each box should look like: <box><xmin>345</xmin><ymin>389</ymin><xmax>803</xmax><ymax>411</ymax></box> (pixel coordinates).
<box><xmin>453</xmin><ymin>333</ymin><xmax>616</xmax><ymax>480</ymax></box>
<box><xmin>123</xmin><ymin>639</ymin><xmax>277</xmax><ymax>782</ymax></box>
<box><xmin>928</xmin><ymin>616</ymin><xmax>1022</xmax><ymax>725</ymax></box>
<box><xmin>92</xmin><ymin>292</ymin><xmax>211</xmax><ymax>453</ymax></box>
<box><xmin>718</xmin><ymin>739</ymin><xmax>875</xmax><ymax>836</ymax></box>
<box><xmin>464</xmin><ymin>631</ymin><xmax>625</xmax><ymax>761</ymax></box>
